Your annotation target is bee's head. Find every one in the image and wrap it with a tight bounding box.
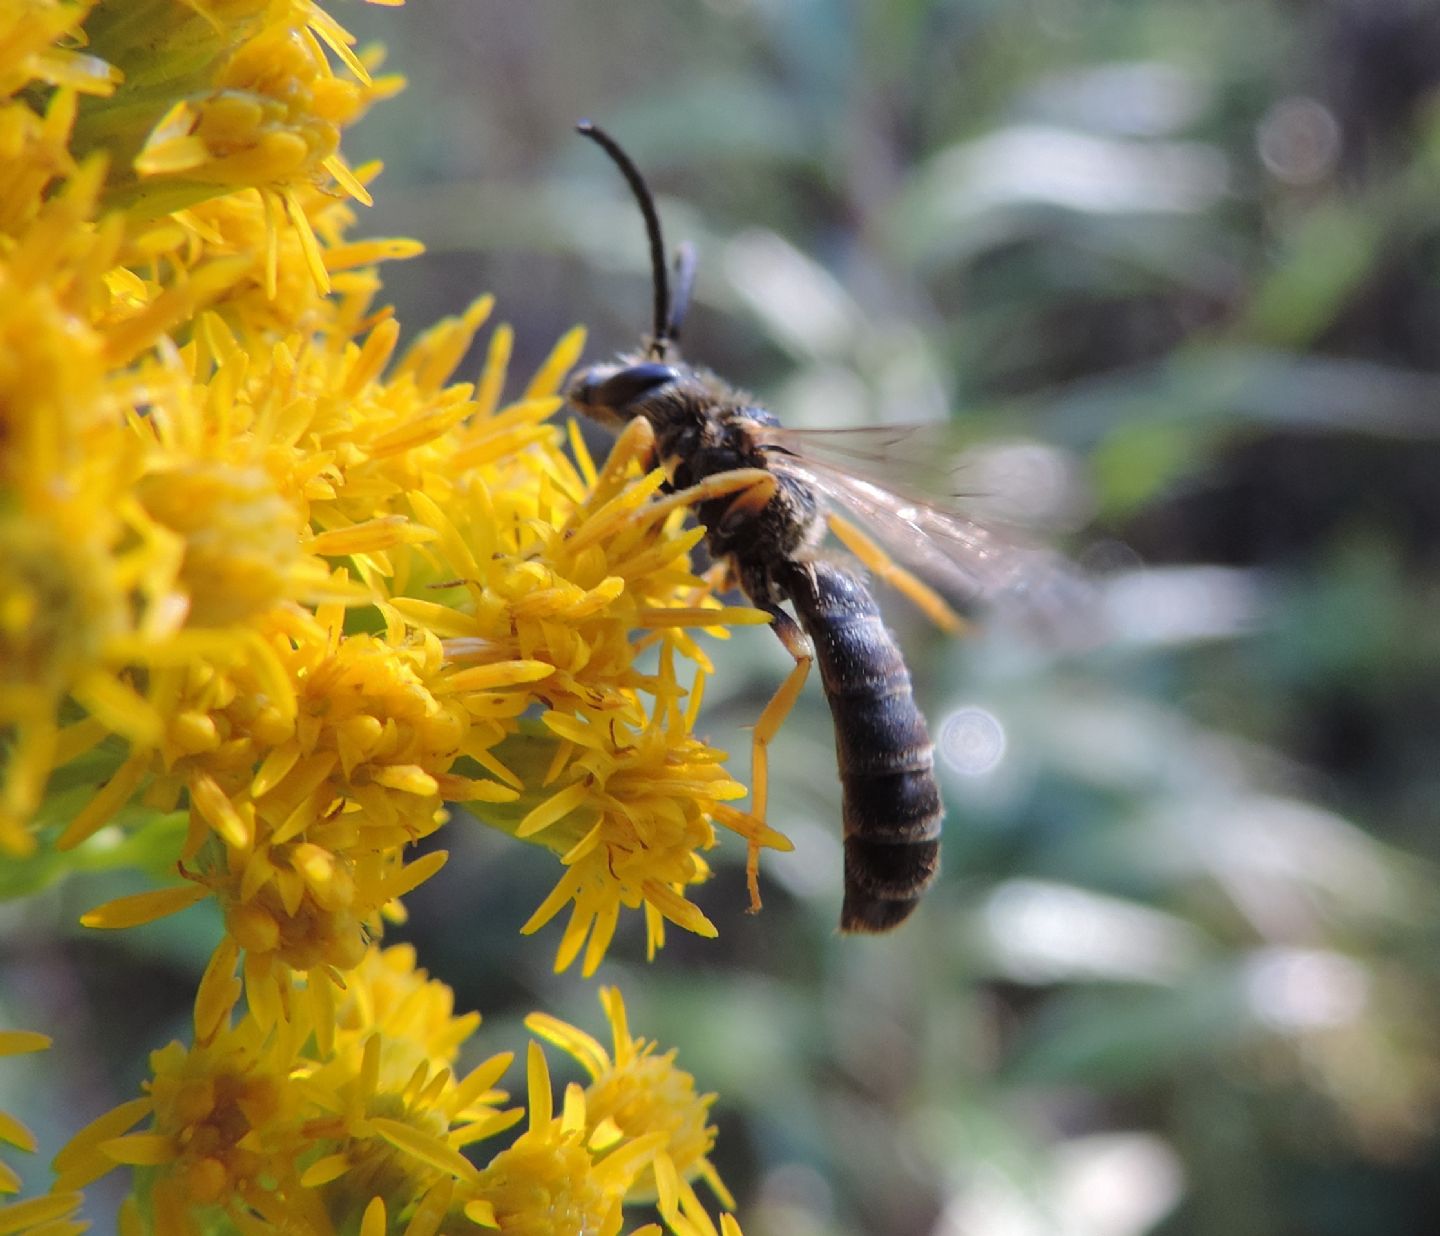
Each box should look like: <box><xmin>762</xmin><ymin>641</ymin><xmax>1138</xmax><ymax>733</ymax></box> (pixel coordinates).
<box><xmin>566</xmin><ymin>360</ymin><xmax>681</xmax><ymax>428</ymax></box>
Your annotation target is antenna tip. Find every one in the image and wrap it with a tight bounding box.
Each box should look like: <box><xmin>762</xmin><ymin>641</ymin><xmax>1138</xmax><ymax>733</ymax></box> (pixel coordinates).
<box><xmin>576</xmin><ymin>118</ymin><xmax>596</xmax><ymax>135</ymax></box>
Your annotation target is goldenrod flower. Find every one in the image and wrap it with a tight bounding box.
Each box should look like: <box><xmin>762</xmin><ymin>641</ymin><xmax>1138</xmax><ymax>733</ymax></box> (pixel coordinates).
<box><xmin>77</xmin><ymin>0</ymin><xmax>401</xmax><ymax>289</ymax></box>
<box><xmin>52</xmin><ymin>947</ymin><xmax>743</xmax><ymax>1234</ymax></box>
<box><xmin>513</xmin><ymin>687</ymin><xmax>747</xmax><ymax>978</ymax></box>
<box><xmin>473</xmin><ymin>1042</ymin><xmax>664</xmax><ymax>1236</ymax></box>
<box><xmin>5</xmin><ymin>0</ymin><xmax>788</xmax><ymax>960</ymax></box>
<box><xmin>0</xmin><ymin>157</ymin><xmax>211</xmax><ymax>854</ymax></box>
<box><xmin>5</xmin><ymin>1</ymin><xmax>776</xmax><ymax>1228</ymax></box>
<box><xmin>53</xmin><ymin>944</ymin><xmax>518</xmax><ymax>1233</ymax></box>
<box><xmin>527</xmin><ymin>988</ymin><xmax>734</xmax><ymax>1235</ymax></box>
<box><xmin>0</xmin><ymin>1</ymin><xmax>116</xmax><ymax>99</ymax></box>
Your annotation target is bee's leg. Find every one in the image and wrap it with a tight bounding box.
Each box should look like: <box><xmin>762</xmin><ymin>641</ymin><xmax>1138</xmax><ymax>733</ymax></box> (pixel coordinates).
<box><xmin>639</xmin><ymin>467</ymin><xmax>776</xmax><ymax>526</ymax></box>
<box><xmin>743</xmin><ymin>602</ymin><xmax>812</xmax><ymax>912</ymax></box>
<box><xmin>714</xmin><ymin>471</ymin><xmax>779</xmax><ymax>534</ymax></box>
<box><xmin>827</xmin><ymin>512</ymin><xmax>968</xmax><ymax>635</ymax></box>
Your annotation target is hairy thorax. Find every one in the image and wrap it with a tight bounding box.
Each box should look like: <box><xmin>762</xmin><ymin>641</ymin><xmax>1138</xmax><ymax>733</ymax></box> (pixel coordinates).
<box><xmin>567</xmin><ymin>355</ymin><xmax>825</xmax><ymax>605</ymax></box>
<box><xmin>644</xmin><ymin>369</ymin><xmax>823</xmax><ymax>601</ymax></box>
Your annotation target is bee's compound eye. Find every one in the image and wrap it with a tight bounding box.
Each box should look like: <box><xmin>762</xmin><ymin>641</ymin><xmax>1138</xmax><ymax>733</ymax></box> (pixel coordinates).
<box><xmin>590</xmin><ymin>363</ymin><xmax>679</xmax><ymax>410</ymax></box>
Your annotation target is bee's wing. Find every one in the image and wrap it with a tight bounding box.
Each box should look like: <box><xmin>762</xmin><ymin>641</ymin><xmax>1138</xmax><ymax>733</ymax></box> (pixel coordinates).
<box><xmin>758</xmin><ymin>424</ymin><xmax>970</xmax><ymax>496</ymax></box>
<box><xmin>760</xmin><ymin>426</ymin><xmax>1099</xmax><ymax>638</ymax></box>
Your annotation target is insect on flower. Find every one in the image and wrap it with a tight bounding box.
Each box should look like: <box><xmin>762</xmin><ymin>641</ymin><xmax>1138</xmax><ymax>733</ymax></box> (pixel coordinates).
<box><xmin>567</xmin><ymin>122</ymin><xmax>1076</xmax><ymax>931</ymax></box>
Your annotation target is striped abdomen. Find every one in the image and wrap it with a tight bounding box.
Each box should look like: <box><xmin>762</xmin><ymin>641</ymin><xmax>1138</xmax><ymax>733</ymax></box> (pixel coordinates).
<box><xmin>778</xmin><ymin>559</ymin><xmax>942</xmax><ymax>931</ymax></box>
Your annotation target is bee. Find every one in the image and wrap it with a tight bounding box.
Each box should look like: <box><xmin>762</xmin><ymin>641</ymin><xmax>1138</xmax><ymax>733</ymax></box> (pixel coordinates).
<box><xmin>567</xmin><ymin>122</ymin><xmax>1060</xmax><ymax>931</ymax></box>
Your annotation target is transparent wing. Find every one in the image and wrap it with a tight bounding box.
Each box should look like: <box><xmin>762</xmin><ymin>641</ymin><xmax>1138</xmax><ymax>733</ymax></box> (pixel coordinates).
<box><xmin>759</xmin><ymin>424</ymin><xmax>972</xmax><ymax>501</ymax></box>
<box><xmin>762</xmin><ymin>431</ymin><xmax>1099</xmax><ymax>641</ymax></box>
<box><xmin>758</xmin><ymin>423</ymin><xmax>1091</xmax><ymax>532</ymax></box>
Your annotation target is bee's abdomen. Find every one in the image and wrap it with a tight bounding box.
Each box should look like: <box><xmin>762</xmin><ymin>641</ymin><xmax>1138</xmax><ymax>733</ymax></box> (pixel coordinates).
<box><xmin>779</xmin><ymin>559</ymin><xmax>942</xmax><ymax>932</ymax></box>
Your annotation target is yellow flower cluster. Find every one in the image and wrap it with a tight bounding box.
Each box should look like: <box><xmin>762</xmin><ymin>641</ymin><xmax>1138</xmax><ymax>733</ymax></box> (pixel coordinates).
<box><xmin>0</xmin><ymin>0</ymin><xmax>779</xmax><ymax>1231</ymax></box>
<box><xmin>3</xmin><ymin>0</ymin><xmax>789</xmax><ymax>974</ymax></box>
<box><xmin>528</xmin><ymin>988</ymin><xmax>733</xmax><ymax>1234</ymax></box>
<box><xmin>47</xmin><ymin>947</ymin><xmax>738</xmax><ymax>1236</ymax></box>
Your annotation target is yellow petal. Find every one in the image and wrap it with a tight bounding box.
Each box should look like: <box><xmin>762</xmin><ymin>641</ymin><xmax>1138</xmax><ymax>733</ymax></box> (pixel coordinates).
<box><xmin>101</xmin><ymin>1132</ymin><xmax>178</xmax><ymax>1166</ymax></box>
<box><xmin>711</xmin><ymin>804</ymin><xmax>794</xmax><ymax>853</ymax></box>
<box><xmin>581</xmin><ymin>900</ymin><xmax>620</xmax><ymax>977</ymax></box>
<box><xmin>80</xmin><ymin>882</ymin><xmax>207</xmax><ymax>929</ymax></box>
<box><xmin>55</xmin><ymin>753</ymin><xmax>147</xmax><ymax>850</ymax></box>
<box><xmin>524</xmin><ymin>1042</ymin><xmax>552</xmax><ymax>1133</ymax></box>
<box><xmin>591</xmin><ymin>1130</ymin><xmax>665</xmax><ymax>1193</ymax></box>
<box><xmin>523</xmin><ymin>325</ymin><xmax>586</xmax><ymax>400</ymax></box>
<box><xmin>517</xmin><ymin>781</ymin><xmax>589</xmax><ymax>839</ymax></box>
<box><xmin>700</xmin><ymin>1158</ymin><xmax>737</xmax><ymax>1211</ymax></box>
<box><xmin>0</xmin><ymin>1113</ymin><xmax>34</xmax><ymax>1154</ymax></box>
<box><xmin>404</xmin><ymin>1179</ymin><xmax>454</xmax><ymax>1236</ymax></box>
<box><xmin>0</xmin><ymin>1032</ymin><xmax>50</xmax><ymax>1056</ymax></box>
<box><xmin>443</xmin><ymin>661</ymin><xmax>555</xmax><ymax>692</ymax></box>
<box><xmin>554</xmin><ymin>904</ymin><xmax>594</xmax><ymax>974</ymax></box>
<box><xmin>566</xmin><ymin>417</ymin><xmax>599</xmax><ymax>488</ymax></box>
<box><xmin>519</xmin><ymin>867</ymin><xmax>584</xmax><ymax>935</ymax></box>
<box><xmin>189</xmin><ymin>772</ymin><xmax>252</xmax><ymax>850</ymax></box>
<box><xmin>653</xmin><ymin>1151</ymin><xmax>681</xmax><ymax>1221</ymax></box>
<box><xmin>588</xmin><ymin>1116</ymin><xmax>623</xmax><ymax>1153</ymax></box>
<box><xmin>452</xmin><ymin>1053</ymin><xmax>513</xmax><ymax>1114</ymax></box>
<box><xmin>524</xmin><ymin>1013</ymin><xmax>609</xmax><ymax>1080</ymax></box>
<box><xmin>52</xmin><ymin>1098</ymin><xmax>151</xmax><ymax>1171</ymax></box>
<box><xmin>434</xmin><ymin>774</ymin><xmax>519</xmax><ymax>804</ymax></box>
<box><xmin>369</xmin><ymin>1118</ymin><xmax>478</xmax><ymax>1184</ymax></box>
<box><xmin>378</xmin><ymin>850</ymin><xmax>448</xmax><ymax>903</ymax></box>
<box><xmin>299</xmin><ymin>1153</ymin><xmax>351</xmax><ymax>1187</ymax></box>
<box><xmin>0</xmin><ymin>1194</ymin><xmax>82</xmax><ymax>1235</ymax></box>
<box><xmin>134</xmin><ymin>134</ymin><xmax>210</xmax><ymax>175</ymax></box>
<box><xmin>370</xmin><ymin>764</ymin><xmax>440</xmax><ymax>796</ymax></box>
<box><xmin>323</xmin><ymin>153</ymin><xmax>373</xmax><ymax>206</ymax></box>
<box><xmin>281</xmin><ymin>187</ymin><xmax>330</xmax><ymax>293</ymax></box>
<box><xmin>327</xmin><ymin>236</ymin><xmax>424</xmax><ymax>272</ymax></box>
<box><xmin>194</xmin><ymin>938</ymin><xmax>241</xmax><ymax>1043</ymax></box>
<box><xmin>561</xmin><ymin>1082</ymin><xmax>586</xmax><ymax>1136</ymax></box>
<box><xmin>474</xmin><ymin>323</ymin><xmax>513</xmax><ymax>417</ymax></box>
<box><xmin>360</xmin><ymin>1197</ymin><xmax>387</xmax><ymax>1236</ymax></box>
<box><xmin>634</xmin><ymin>606</ymin><xmax>772</xmax><ymax>629</ymax></box>
<box><xmin>462</xmin><ymin>1200</ymin><xmax>497</xmax><ymax>1229</ymax></box>
<box><xmin>309</xmin><ymin>515</ymin><xmax>415</xmax><ymax>556</ymax></box>
<box><xmin>250</xmin><ymin>744</ymin><xmax>300</xmax><ymax>798</ymax></box>
<box><xmin>448</xmin><ymin>1108</ymin><xmax>524</xmax><ymax>1146</ymax></box>
<box><xmin>642</xmin><ymin>882</ymin><xmax>717</xmax><ymax>938</ymax></box>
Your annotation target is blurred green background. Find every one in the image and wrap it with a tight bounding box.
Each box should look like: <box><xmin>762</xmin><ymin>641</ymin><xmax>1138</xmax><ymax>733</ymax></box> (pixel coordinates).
<box><xmin>8</xmin><ymin>0</ymin><xmax>1440</xmax><ymax>1231</ymax></box>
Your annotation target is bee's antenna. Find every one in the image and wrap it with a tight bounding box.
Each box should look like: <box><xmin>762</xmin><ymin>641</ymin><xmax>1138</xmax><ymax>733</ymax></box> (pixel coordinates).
<box><xmin>667</xmin><ymin>241</ymin><xmax>697</xmax><ymax>346</ymax></box>
<box><xmin>577</xmin><ymin>120</ymin><xmax>672</xmax><ymax>356</ymax></box>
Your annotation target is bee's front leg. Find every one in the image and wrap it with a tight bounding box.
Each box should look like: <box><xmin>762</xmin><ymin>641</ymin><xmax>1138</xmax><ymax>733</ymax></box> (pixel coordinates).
<box><xmin>636</xmin><ymin>467</ymin><xmax>776</xmax><ymax>527</ymax></box>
